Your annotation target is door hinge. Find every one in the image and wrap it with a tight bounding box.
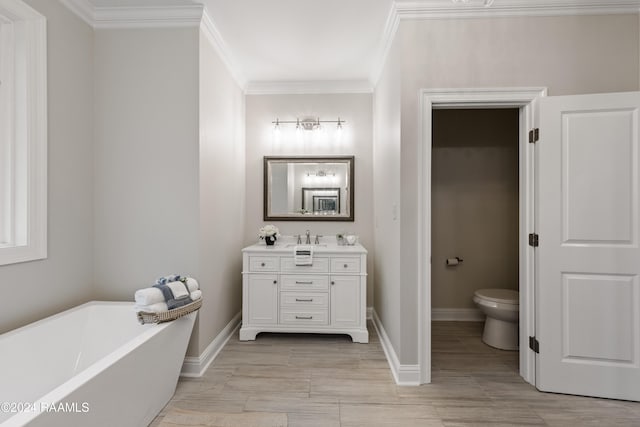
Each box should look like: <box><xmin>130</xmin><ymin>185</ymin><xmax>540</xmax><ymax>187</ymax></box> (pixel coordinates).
<box><xmin>529</xmin><ymin>336</ymin><xmax>540</xmax><ymax>353</ymax></box>
<box><xmin>528</xmin><ymin>233</ymin><xmax>539</xmax><ymax>247</ymax></box>
<box><xmin>528</xmin><ymin>128</ymin><xmax>539</xmax><ymax>143</ymax></box>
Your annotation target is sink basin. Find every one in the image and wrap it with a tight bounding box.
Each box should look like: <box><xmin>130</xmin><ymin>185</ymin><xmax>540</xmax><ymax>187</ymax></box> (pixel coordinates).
<box><xmin>284</xmin><ymin>243</ymin><xmax>328</xmax><ymax>248</ymax></box>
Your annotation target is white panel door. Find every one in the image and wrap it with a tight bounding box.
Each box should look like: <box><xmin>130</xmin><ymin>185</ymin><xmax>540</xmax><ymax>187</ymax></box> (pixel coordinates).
<box><xmin>538</xmin><ymin>91</ymin><xmax>640</xmax><ymax>401</ymax></box>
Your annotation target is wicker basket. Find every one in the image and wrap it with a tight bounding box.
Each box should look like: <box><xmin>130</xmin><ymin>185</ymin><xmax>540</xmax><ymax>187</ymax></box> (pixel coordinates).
<box><xmin>136</xmin><ymin>298</ymin><xmax>202</xmax><ymax>325</ymax></box>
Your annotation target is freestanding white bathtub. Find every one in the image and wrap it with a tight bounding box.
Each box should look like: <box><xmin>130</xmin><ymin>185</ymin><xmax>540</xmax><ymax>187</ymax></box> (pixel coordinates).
<box><xmin>0</xmin><ymin>301</ymin><xmax>197</xmax><ymax>427</ymax></box>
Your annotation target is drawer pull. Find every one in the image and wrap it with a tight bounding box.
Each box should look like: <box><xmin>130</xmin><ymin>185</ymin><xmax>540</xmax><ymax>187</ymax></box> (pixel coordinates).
<box><xmin>344</xmin><ymin>264</ymin><xmax>348</xmax><ymax>268</ymax></box>
<box><xmin>273</xmin><ymin>280</ymin><xmax>277</xmax><ymax>284</ymax></box>
<box><xmin>295</xmin><ymin>281</ymin><xmax>313</xmax><ymax>284</ymax></box>
<box><xmin>295</xmin><ymin>315</ymin><xmax>313</xmax><ymax>320</ymax></box>
<box><xmin>261</xmin><ymin>262</ymin><xmax>266</xmax><ymax>267</ymax></box>
<box><xmin>295</xmin><ymin>298</ymin><xmax>313</xmax><ymax>302</ymax></box>
<box><xmin>331</xmin><ymin>281</ymin><xmax>335</xmax><ymax>285</ymax></box>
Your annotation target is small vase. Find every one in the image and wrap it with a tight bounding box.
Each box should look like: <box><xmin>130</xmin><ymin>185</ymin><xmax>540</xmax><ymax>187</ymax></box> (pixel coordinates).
<box><xmin>265</xmin><ymin>235</ymin><xmax>276</xmax><ymax>246</ymax></box>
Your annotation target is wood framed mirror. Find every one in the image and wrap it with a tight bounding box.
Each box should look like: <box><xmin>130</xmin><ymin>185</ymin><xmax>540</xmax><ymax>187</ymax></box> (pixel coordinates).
<box><xmin>264</xmin><ymin>156</ymin><xmax>354</xmax><ymax>221</ymax></box>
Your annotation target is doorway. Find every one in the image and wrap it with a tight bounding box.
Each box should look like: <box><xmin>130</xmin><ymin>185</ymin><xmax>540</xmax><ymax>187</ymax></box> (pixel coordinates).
<box><xmin>431</xmin><ymin>108</ymin><xmax>520</xmax><ymax>375</ymax></box>
<box><xmin>420</xmin><ymin>88</ymin><xmax>640</xmax><ymax>401</ymax></box>
<box><xmin>418</xmin><ymin>88</ymin><xmax>547</xmax><ymax>386</ymax></box>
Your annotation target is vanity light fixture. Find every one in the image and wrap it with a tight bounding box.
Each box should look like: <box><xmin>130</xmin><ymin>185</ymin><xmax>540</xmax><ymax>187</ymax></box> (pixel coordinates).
<box><xmin>272</xmin><ymin>117</ymin><xmax>346</xmax><ymax>131</ymax></box>
<box><xmin>306</xmin><ymin>170</ymin><xmax>335</xmax><ymax>178</ymax></box>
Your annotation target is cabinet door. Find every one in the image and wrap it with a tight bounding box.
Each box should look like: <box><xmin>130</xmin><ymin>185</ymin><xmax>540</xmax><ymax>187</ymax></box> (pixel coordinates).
<box><xmin>247</xmin><ymin>274</ymin><xmax>278</xmax><ymax>325</ymax></box>
<box><xmin>330</xmin><ymin>275</ymin><xmax>361</xmax><ymax>327</ymax></box>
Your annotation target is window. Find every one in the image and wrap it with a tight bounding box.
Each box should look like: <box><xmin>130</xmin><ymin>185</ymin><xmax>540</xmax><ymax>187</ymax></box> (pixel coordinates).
<box><xmin>0</xmin><ymin>1</ymin><xmax>46</xmax><ymax>266</ymax></box>
<box><xmin>0</xmin><ymin>17</ymin><xmax>12</xmax><ymax>247</ymax></box>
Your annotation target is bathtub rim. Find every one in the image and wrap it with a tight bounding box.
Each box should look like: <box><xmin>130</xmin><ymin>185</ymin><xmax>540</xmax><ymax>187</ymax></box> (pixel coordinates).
<box><xmin>0</xmin><ymin>300</ymin><xmax>160</xmax><ymax>340</ymax></box>
<box><xmin>1</xmin><ymin>300</ymin><xmax>191</xmax><ymax>427</ymax></box>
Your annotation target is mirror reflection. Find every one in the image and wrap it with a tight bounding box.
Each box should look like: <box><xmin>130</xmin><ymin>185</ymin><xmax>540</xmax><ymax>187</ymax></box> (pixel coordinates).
<box><xmin>264</xmin><ymin>156</ymin><xmax>354</xmax><ymax>221</ymax></box>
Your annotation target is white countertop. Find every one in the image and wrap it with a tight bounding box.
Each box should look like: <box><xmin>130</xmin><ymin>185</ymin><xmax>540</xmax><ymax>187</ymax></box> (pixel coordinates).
<box><xmin>242</xmin><ymin>236</ymin><xmax>367</xmax><ymax>254</ymax></box>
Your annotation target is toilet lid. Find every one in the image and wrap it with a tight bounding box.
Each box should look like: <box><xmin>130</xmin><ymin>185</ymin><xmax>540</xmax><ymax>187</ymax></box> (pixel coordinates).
<box><xmin>474</xmin><ymin>288</ymin><xmax>519</xmax><ymax>304</ymax></box>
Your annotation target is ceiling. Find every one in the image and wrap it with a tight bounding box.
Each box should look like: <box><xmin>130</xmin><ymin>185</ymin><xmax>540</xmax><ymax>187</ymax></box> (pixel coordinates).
<box><xmin>202</xmin><ymin>0</ymin><xmax>392</xmax><ymax>84</ymax></box>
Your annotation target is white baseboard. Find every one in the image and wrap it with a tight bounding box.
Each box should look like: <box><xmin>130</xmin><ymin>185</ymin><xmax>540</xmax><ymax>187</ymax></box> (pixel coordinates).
<box><xmin>432</xmin><ymin>308</ymin><xmax>484</xmax><ymax>322</ymax></box>
<box><xmin>180</xmin><ymin>311</ymin><xmax>241</xmax><ymax>377</ymax></box>
<box><xmin>371</xmin><ymin>309</ymin><xmax>420</xmax><ymax>386</ymax></box>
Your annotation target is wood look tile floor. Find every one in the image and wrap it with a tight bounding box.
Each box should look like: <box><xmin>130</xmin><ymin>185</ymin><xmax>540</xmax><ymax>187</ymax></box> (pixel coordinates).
<box><xmin>150</xmin><ymin>321</ymin><xmax>640</xmax><ymax>426</ymax></box>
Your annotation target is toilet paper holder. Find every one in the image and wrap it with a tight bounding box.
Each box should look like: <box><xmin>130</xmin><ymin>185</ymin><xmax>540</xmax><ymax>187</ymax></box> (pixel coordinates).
<box><xmin>446</xmin><ymin>257</ymin><xmax>463</xmax><ymax>266</ymax></box>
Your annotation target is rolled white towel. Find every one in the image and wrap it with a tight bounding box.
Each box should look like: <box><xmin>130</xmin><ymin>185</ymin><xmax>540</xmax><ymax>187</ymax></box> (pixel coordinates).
<box><xmin>134</xmin><ymin>287</ymin><xmax>165</xmax><ymax>306</ymax></box>
<box><xmin>185</xmin><ymin>277</ymin><xmax>199</xmax><ymax>292</ymax></box>
<box><xmin>190</xmin><ymin>290</ymin><xmax>202</xmax><ymax>301</ymax></box>
<box><xmin>134</xmin><ymin>302</ymin><xmax>168</xmax><ymax>313</ymax></box>
<box><xmin>167</xmin><ymin>281</ymin><xmax>189</xmax><ymax>299</ymax></box>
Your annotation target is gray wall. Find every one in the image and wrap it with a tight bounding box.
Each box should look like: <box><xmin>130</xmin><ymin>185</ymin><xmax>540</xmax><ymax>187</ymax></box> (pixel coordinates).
<box><xmin>374</xmin><ymin>13</ymin><xmax>640</xmax><ymax>365</ymax></box>
<box><xmin>244</xmin><ymin>93</ymin><xmax>375</xmax><ymax>306</ymax></box>
<box><xmin>431</xmin><ymin>109</ymin><xmax>519</xmax><ymax>309</ymax></box>
<box><xmin>0</xmin><ymin>0</ymin><xmax>94</xmax><ymax>334</ymax></box>
<box><xmin>196</xmin><ymin>29</ymin><xmax>246</xmax><ymax>357</ymax></box>
<box><xmin>93</xmin><ymin>27</ymin><xmax>201</xmax><ymax>301</ymax></box>
<box><xmin>372</xmin><ymin>32</ymin><xmax>402</xmax><ymax>352</ymax></box>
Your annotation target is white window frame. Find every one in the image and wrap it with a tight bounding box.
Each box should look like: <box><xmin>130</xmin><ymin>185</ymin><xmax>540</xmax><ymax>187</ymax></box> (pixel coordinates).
<box><xmin>0</xmin><ymin>0</ymin><xmax>47</xmax><ymax>266</ymax></box>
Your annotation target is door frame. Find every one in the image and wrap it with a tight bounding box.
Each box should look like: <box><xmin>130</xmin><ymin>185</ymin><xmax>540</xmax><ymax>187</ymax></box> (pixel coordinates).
<box><xmin>418</xmin><ymin>87</ymin><xmax>547</xmax><ymax>385</ymax></box>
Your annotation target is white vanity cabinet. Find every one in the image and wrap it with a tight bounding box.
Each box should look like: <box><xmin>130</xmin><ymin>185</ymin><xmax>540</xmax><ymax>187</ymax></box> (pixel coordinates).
<box><xmin>240</xmin><ymin>242</ymin><xmax>368</xmax><ymax>343</ymax></box>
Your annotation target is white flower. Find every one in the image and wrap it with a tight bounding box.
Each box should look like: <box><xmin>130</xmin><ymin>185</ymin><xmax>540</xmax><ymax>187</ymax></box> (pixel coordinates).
<box><xmin>258</xmin><ymin>224</ymin><xmax>280</xmax><ymax>238</ymax></box>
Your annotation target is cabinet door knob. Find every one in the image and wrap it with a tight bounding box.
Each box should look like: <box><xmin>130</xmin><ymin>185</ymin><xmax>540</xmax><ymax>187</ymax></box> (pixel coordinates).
<box><xmin>261</xmin><ymin>262</ymin><xmax>266</xmax><ymax>267</ymax></box>
<box><xmin>273</xmin><ymin>280</ymin><xmax>277</xmax><ymax>284</ymax></box>
<box><xmin>344</xmin><ymin>264</ymin><xmax>348</xmax><ymax>268</ymax></box>
<box><xmin>331</xmin><ymin>281</ymin><xmax>335</xmax><ymax>285</ymax></box>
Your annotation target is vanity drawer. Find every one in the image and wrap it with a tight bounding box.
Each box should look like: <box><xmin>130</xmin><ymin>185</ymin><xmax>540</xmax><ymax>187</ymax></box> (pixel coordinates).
<box><xmin>281</xmin><ymin>257</ymin><xmax>329</xmax><ymax>273</ymax></box>
<box><xmin>330</xmin><ymin>257</ymin><xmax>361</xmax><ymax>273</ymax></box>
<box><xmin>280</xmin><ymin>309</ymin><xmax>328</xmax><ymax>325</ymax></box>
<box><xmin>280</xmin><ymin>275</ymin><xmax>329</xmax><ymax>291</ymax></box>
<box><xmin>280</xmin><ymin>292</ymin><xmax>328</xmax><ymax>308</ymax></box>
<box><xmin>249</xmin><ymin>256</ymin><xmax>280</xmax><ymax>272</ymax></box>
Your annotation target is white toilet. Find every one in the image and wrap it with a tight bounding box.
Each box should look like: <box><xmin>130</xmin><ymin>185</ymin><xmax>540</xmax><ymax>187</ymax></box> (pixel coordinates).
<box><xmin>473</xmin><ymin>288</ymin><xmax>519</xmax><ymax>350</ymax></box>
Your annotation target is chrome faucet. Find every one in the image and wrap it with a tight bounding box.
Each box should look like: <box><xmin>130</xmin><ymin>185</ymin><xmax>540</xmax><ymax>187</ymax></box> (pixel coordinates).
<box><xmin>315</xmin><ymin>234</ymin><xmax>322</xmax><ymax>245</ymax></box>
<box><xmin>305</xmin><ymin>230</ymin><xmax>311</xmax><ymax>244</ymax></box>
<box><xmin>297</xmin><ymin>234</ymin><xmax>302</xmax><ymax>244</ymax></box>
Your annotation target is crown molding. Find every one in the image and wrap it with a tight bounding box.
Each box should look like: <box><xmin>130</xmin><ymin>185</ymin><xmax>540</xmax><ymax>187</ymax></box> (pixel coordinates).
<box><xmin>1</xmin><ymin>0</ymin><xmax>47</xmax><ymax>20</ymax></box>
<box><xmin>59</xmin><ymin>0</ymin><xmax>95</xmax><ymax>27</ymax></box>
<box><xmin>370</xmin><ymin>2</ymin><xmax>401</xmax><ymax>89</ymax></box>
<box><xmin>200</xmin><ymin>8</ymin><xmax>246</xmax><ymax>90</ymax></box>
<box><xmin>92</xmin><ymin>4</ymin><xmax>203</xmax><ymax>29</ymax></box>
<box><xmin>60</xmin><ymin>0</ymin><xmax>204</xmax><ymax>29</ymax></box>
<box><xmin>245</xmin><ymin>80</ymin><xmax>374</xmax><ymax>95</ymax></box>
<box><xmin>371</xmin><ymin>0</ymin><xmax>640</xmax><ymax>85</ymax></box>
<box><xmin>394</xmin><ymin>0</ymin><xmax>640</xmax><ymax>19</ymax></box>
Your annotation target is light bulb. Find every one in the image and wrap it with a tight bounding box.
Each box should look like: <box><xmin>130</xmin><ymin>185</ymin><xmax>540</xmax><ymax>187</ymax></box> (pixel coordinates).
<box><xmin>272</xmin><ymin>119</ymin><xmax>281</xmax><ymax>144</ymax></box>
